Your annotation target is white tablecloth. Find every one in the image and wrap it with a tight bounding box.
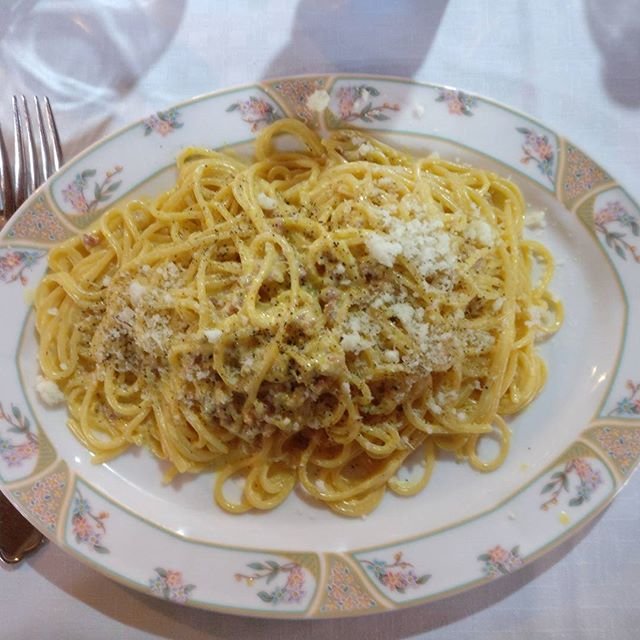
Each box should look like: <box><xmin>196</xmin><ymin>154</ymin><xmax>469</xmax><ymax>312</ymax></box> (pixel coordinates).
<box><xmin>1</xmin><ymin>1</ymin><xmax>639</xmax><ymax>637</ymax></box>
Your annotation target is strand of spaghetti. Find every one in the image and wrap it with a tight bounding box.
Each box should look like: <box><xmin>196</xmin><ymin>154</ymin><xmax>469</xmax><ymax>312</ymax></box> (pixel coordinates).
<box><xmin>388</xmin><ymin>438</ymin><xmax>437</xmax><ymax>496</ymax></box>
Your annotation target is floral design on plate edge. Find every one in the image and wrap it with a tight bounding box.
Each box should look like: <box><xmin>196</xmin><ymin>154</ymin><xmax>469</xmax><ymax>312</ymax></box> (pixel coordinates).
<box><xmin>0</xmin><ymin>403</ymin><xmax>38</xmax><ymax>467</ymax></box>
<box><xmin>540</xmin><ymin>458</ymin><xmax>603</xmax><ymax>510</ymax></box>
<box><xmin>594</xmin><ymin>201</ymin><xmax>640</xmax><ymax>262</ymax></box>
<box><xmin>149</xmin><ymin>568</ymin><xmax>196</xmax><ymax>604</ymax></box>
<box><xmin>13</xmin><ymin>471</ymin><xmax>67</xmax><ymax>531</ymax></box>
<box><xmin>516</xmin><ymin>127</ymin><xmax>555</xmax><ymax>184</ymax></box>
<box><xmin>478</xmin><ymin>545</ymin><xmax>523</xmax><ymax>577</ymax></box>
<box><xmin>235</xmin><ymin>560</ymin><xmax>306</xmax><ymax>604</ymax></box>
<box><xmin>332</xmin><ymin>85</ymin><xmax>400</xmax><ymax>123</ymax></box>
<box><xmin>142</xmin><ymin>108</ymin><xmax>183</xmax><ymax>136</ymax></box>
<box><xmin>226</xmin><ymin>96</ymin><xmax>281</xmax><ymax>132</ymax></box>
<box><xmin>360</xmin><ymin>552</ymin><xmax>431</xmax><ymax>593</ymax></box>
<box><xmin>0</xmin><ymin>248</ymin><xmax>46</xmax><ymax>286</ymax></box>
<box><xmin>591</xmin><ymin>425</ymin><xmax>640</xmax><ymax>476</ymax></box>
<box><xmin>71</xmin><ymin>488</ymin><xmax>109</xmax><ymax>553</ymax></box>
<box><xmin>61</xmin><ymin>166</ymin><xmax>123</xmax><ymax>215</ymax></box>
<box><xmin>435</xmin><ymin>89</ymin><xmax>477</xmax><ymax>116</ymax></box>
<box><xmin>609</xmin><ymin>380</ymin><xmax>640</xmax><ymax>416</ymax></box>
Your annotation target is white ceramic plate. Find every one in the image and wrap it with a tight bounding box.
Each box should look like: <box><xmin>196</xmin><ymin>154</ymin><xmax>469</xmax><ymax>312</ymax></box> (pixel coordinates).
<box><xmin>1</xmin><ymin>75</ymin><xmax>639</xmax><ymax>618</ymax></box>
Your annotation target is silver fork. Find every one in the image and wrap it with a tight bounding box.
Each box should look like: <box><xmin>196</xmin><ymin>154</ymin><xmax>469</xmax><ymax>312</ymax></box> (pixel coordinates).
<box><xmin>0</xmin><ymin>96</ymin><xmax>63</xmax><ymax>221</ymax></box>
<box><xmin>0</xmin><ymin>97</ymin><xmax>64</xmax><ymax>563</ymax></box>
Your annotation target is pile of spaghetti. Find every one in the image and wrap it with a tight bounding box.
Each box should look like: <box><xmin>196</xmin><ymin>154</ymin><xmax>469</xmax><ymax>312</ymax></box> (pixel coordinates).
<box><xmin>35</xmin><ymin>119</ymin><xmax>562</xmax><ymax>516</ymax></box>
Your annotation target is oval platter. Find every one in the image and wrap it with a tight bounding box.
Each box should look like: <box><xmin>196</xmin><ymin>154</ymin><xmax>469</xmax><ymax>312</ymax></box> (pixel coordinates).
<box><xmin>0</xmin><ymin>74</ymin><xmax>639</xmax><ymax>618</ymax></box>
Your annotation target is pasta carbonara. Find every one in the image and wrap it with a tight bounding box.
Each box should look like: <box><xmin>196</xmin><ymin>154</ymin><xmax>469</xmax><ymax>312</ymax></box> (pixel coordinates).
<box><xmin>35</xmin><ymin>119</ymin><xmax>562</xmax><ymax>516</ymax></box>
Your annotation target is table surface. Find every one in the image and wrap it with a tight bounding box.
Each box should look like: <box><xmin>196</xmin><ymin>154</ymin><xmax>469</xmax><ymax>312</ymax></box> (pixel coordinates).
<box><xmin>1</xmin><ymin>1</ymin><xmax>639</xmax><ymax>638</ymax></box>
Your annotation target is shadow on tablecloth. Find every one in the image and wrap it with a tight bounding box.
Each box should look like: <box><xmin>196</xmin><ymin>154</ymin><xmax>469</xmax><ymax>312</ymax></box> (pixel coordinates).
<box><xmin>584</xmin><ymin>0</ymin><xmax>640</xmax><ymax>108</ymax></box>
<box><xmin>262</xmin><ymin>0</ymin><xmax>449</xmax><ymax>80</ymax></box>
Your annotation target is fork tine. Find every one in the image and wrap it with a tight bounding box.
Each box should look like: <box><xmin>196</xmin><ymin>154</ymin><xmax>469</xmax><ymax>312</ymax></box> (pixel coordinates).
<box><xmin>12</xmin><ymin>96</ymin><xmax>26</xmax><ymax>208</ymax></box>
<box><xmin>0</xmin><ymin>124</ymin><xmax>15</xmax><ymax>219</ymax></box>
<box><xmin>44</xmin><ymin>97</ymin><xmax>63</xmax><ymax>172</ymax></box>
<box><xmin>19</xmin><ymin>95</ymin><xmax>38</xmax><ymax>195</ymax></box>
<box><xmin>34</xmin><ymin>97</ymin><xmax>51</xmax><ymax>181</ymax></box>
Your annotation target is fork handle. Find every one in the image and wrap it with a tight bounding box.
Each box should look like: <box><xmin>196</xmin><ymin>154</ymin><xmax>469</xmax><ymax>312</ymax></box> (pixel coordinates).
<box><xmin>0</xmin><ymin>490</ymin><xmax>45</xmax><ymax>563</ymax></box>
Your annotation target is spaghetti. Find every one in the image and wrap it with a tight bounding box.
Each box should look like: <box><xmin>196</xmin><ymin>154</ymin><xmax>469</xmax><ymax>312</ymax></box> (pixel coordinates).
<box><xmin>35</xmin><ymin>119</ymin><xmax>562</xmax><ymax>516</ymax></box>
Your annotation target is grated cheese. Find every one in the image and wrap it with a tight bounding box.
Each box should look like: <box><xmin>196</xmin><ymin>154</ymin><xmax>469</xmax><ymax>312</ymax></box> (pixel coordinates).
<box><xmin>526</xmin><ymin>209</ymin><xmax>546</xmax><ymax>229</ymax></box>
<box><xmin>371</xmin><ymin>292</ymin><xmax>394</xmax><ymax>309</ymax></box>
<box><xmin>365</xmin><ymin>210</ymin><xmax>457</xmax><ymax>277</ymax></box>
<box><xmin>387</xmin><ymin>302</ymin><xmax>456</xmax><ymax>369</ymax></box>
<box><xmin>156</xmin><ymin>262</ymin><xmax>181</xmax><ymax>287</ymax></box>
<box><xmin>357</xmin><ymin>142</ymin><xmax>375</xmax><ymax>157</ymax></box>
<box><xmin>339</xmin><ymin>311</ymin><xmax>379</xmax><ymax>353</ymax></box>
<box><xmin>465</xmin><ymin>219</ymin><xmax>495</xmax><ymax>246</ymax></box>
<box><xmin>257</xmin><ymin>193</ymin><xmax>277</xmax><ymax>210</ymax></box>
<box><xmin>117</xmin><ymin>307</ymin><xmax>135</xmax><ymax>325</ymax></box>
<box><xmin>341</xmin><ymin>333</ymin><xmax>372</xmax><ymax>353</ymax></box>
<box><xmin>242</xmin><ymin>354</ymin><xmax>255</xmax><ymax>371</ymax></box>
<box><xmin>143</xmin><ymin>314</ymin><xmax>172</xmax><ymax>351</ymax></box>
<box><xmin>383</xmin><ymin>349</ymin><xmax>400</xmax><ymax>363</ymax></box>
<box><xmin>306</xmin><ymin>89</ymin><xmax>331</xmax><ymax>112</ymax></box>
<box><xmin>129</xmin><ymin>280</ymin><xmax>146</xmax><ymax>305</ymax></box>
<box><xmin>204</xmin><ymin>328</ymin><xmax>222</xmax><ymax>343</ymax></box>
<box><xmin>389</xmin><ymin>302</ymin><xmax>415</xmax><ymax>327</ymax></box>
<box><xmin>36</xmin><ymin>375</ymin><xmax>64</xmax><ymax>407</ymax></box>
<box><xmin>525</xmin><ymin>304</ymin><xmax>553</xmax><ymax>330</ymax></box>
<box><xmin>47</xmin><ymin>307</ymin><xmax>59</xmax><ymax>317</ymax></box>
<box><xmin>364</xmin><ymin>233</ymin><xmax>403</xmax><ymax>267</ymax></box>
<box><xmin>426</xmin><ymin>398</ymin><xmax>443</xmax><ymax>416</ymax></box>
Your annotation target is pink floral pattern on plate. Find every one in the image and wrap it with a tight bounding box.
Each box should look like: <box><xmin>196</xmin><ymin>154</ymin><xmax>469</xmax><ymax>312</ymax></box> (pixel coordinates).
<box><xmin>478</xmin><ymin>545</ymin><xmax>523</xmax><ymax>577</ymax></box>
<box><xmin>333</xmin><ymin>85</ymin><xmax>400</xmax><ymax>123</ymax></box>
<box><xmin>594</xmin><ymin>201</ymin><xmax>640</xmax><ymax>262</ymax></box>
<box><xmin>143</xmin><ymin>109</ymin><xmax>183</xmax><ymax>136</ymax></box>
<box><xmin>540</xmin><ymin>458</ymin><xmax>603</xmax><ymax>510</ymax></box>
<box><xmin>0</xmin><ymin>249</ymin><xmax>46</xmax><ymax>285</ymax></box>
<box><xmin>235</xmin><ymin>559</ymin><xmax>306</xmax><ymax>604</ymax></box>
<box><xmin>435</xmin><ymin>89</ymin><xmax>477</xmax><ymax>116</ymax></box>
<box><xmin>609</xmin><ymin>380</ymin><xmax>640</xmax><ymax>416</ymax></box>
<box><xmin>0</xmin><ymin>403</ymin><xmax>39</xmax><ymax>467</ymax></box>
<box><xmin>62</xmin><ymin>166</ymin><xmax>123</xmax><ymax>215</ymax></box>
<box><xmin>71</xmin><ymin>488</ymin><xmax>109</xmax><ymax>553</ymax></box>
<box><xmin>516</xmin><ymin>126</ymin><xmax>555</xmax><ymax>184</ymax></box>
<box><xmin>149</xmin><ymin>568</ymin><xmax>196</xmax><ymax>604</ymax></box>
<box><xmin>359</xmin><ymin>551</ymin><xmax>430</xmax><ymax>593</ymax></box>
<box><xmin>226</xmin><ymin>96</ymin><xmax>281</xmax><ymax>132</ymax></box>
